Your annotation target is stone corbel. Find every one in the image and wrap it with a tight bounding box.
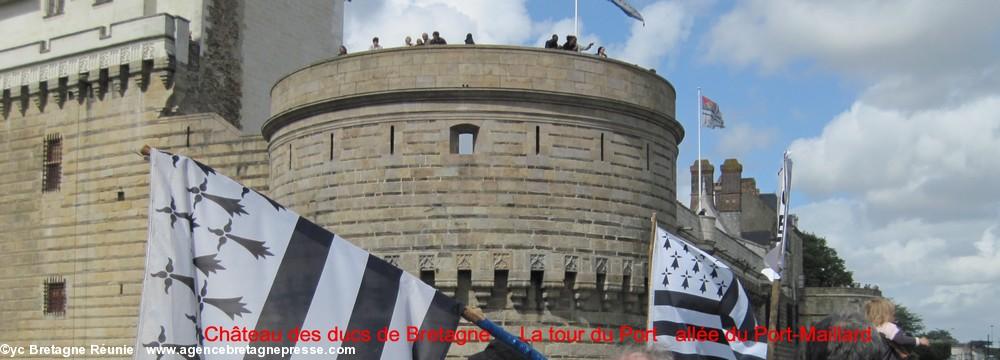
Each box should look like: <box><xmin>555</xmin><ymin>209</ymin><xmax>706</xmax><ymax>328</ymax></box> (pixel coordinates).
<box><xmin>471</xmin><ymin>280</ymin><xmax>492</xmax><ymax>308</ymax></box>
<box><xmin>31</xmin><ymin>82</ymin><xmax>48</xmax><ymax>112</ymax></box>
<box><xmin>509</xmin><ymin>279</ymin><xmax>529</xmax><ymax>311</ymax></box>
<box><xmin>154</xmin><ymin>57</ymin><xmax>176</xmax><ymax>89</ymax></box>
<box><xmin>15</xmin><ymin>86</ymin><xmax>30</xmax><ymax>115</ymax></box>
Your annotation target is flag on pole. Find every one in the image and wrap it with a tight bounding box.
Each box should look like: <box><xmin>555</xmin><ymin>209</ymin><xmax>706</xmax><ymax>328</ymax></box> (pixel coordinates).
<box><xmin>136</xmin><ymin>149</ymin><xmax>461</xmax><ymax>359</ymax></box>
<box><xmin>762</xmin><ymin>152</ymin><xmax>793</xmax><ymax>282</ymax></box>
<box><xmin>607</xmin><ymin>0</ymin><xmax>645</xmax><ymax>23</ymax></box>
<box><xmin>701</xmin><ymin>96</ymin><xmax>725</xmax><ymax>129</ymax></box>
<box><xmin>648</xmin><ymin>227</ymin><xmax>767</xmax><ymax>360</ymax></box>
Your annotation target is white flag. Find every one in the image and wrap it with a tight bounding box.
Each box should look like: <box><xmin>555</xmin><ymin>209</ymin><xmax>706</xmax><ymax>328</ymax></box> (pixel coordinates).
<box><xmin>136</xmin><ymin>149</ymin><xmax>460</xmax><ymax>359</ymax></box>
<box><xmin>762</xmin><ymin>152</ymin><xmax>792</xmax><ymax>282</ymax></box>
<box><xmin>648</xmin><ymin>227</ymin><xmax>767</xmax><ymax>360</ymax></box>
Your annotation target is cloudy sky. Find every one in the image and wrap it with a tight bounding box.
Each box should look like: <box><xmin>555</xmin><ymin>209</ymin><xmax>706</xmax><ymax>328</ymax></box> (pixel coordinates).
<box><xmin>343</xmin><ymin>0</ymin><xmax>1000</xmax><ymax>342</ymax></box>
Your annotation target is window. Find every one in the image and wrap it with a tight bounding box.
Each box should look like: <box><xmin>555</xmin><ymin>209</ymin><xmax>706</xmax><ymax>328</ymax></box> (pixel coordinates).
<box><xmin>534</xmin><ymin>126</ymin><xmax>540</xmax><ymax>155</ymax></box>
<box><xmin>45</xmin><ymin>0</ymin><xmax>65</xmax><ymax>17</ymax></box>
<box><xmin>599</xmin><ymin>133</ymin><xmax>604</xmax><ymax>161</ymax></box>
<box><xmin>449</xmin><ymin>124</ymin><xmax>479</xmax><ymax>155</ymax></box>
<box><xmin>529</xmin><ymin>270</ymin><xmax>543</xmax><ymax>312</ymax></box>
<box><xmin>456</xmin><ymin>270</ymin><xmax>471</xmax><ymax>306</ymax></box>
<box><xmin>44</xmin><ymin>278</ymin><xmax>66</xmax><ymax>315</ymax></box>
<box><xmin>389</xmin><ymin>126</ymin><xmax>395</xmax><ymax>155</ymax></box>
<box><xmin>564</xmin><ymin>271</ymin><xmax>577</xmax><ymax>311</ymax></box>
<box><xmin>420</xmin><ymin>270</ymin><xmax>435</xmax><ymax>287</ymax></box>
<box><xmin>42</xmin><ymin>134</ymin><xmax>62</xmax><ymax>192</ymax></box>
<box><xmin>490</xmin><ymin>270</ymin><xmax>509</xmax><ymax>309</ymax></box>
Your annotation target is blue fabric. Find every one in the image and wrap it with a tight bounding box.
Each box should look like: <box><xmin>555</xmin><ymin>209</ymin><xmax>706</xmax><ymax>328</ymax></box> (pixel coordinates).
<box><xmin>474</xmin><ymin>319</ymin><xmax>547</xmax><ymax>360</ymax></box>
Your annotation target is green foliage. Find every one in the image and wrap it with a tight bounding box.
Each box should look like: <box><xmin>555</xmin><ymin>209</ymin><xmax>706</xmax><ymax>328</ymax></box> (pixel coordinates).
<box><xmin>913</xmin><ymin>342</ymin><xmax>952</xmax><ymax>360</ymax></box>
<box><xmin>894</xmin><ymin>303</ymin><xmax>925</xmax><ymax>335</ymax></box>
<box><xmin>922</xmin><ymin>329</ymin><xmax>957</xmax><ymax>344</ymax></box>
<box><xmin>797</xmin><ymin>230</ymin><xmax>854</xmax><ymax>287</ymax></box>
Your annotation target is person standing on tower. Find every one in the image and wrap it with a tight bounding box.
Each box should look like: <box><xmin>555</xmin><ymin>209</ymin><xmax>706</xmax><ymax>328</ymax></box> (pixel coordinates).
<box><xmin>369</xmin><ymin>37</ymin><xmax>382</xmax><ymax>50</ymax></box>
<box><xmin>545</xmin><ymin>34</ymin><xmax>559</xmax><ymax>49</ymax></box>
<box><xmin>429</xmin><ymin>31</ymin><xmax>447</xmax><ymax>45</ymax></box>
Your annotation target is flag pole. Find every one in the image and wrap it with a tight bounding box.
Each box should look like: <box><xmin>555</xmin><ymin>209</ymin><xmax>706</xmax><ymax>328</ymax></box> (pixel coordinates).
<box><xmin>574</xmin><ymin>0</ymin><xmax>579</xmax><ymax>37</ymax></box>
<box><xmin>462</xmin><ymin>306</ymin><xmax>547</xmax><ymax>360</ymax></box>
<box><xmin>697</xmin><ymin>87</ymin><xmax>703</xmax><ymax>212</ymax></box>
<box><xmin>646</xmin><ymin>212</ymin><xmax>657</xmax><ymax>332</ymax></box>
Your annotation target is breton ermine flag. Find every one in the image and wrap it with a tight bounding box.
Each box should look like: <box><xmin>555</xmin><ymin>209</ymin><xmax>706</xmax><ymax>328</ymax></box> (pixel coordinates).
<box><xmin>135</xmin><ymin>149</ymin><xmax>460</xmax><ymax>359</ymax></box>
<box><xmin>648</xmin><ymin>227</ymin><xmax>767</xmax><ymax>360</ymax></box>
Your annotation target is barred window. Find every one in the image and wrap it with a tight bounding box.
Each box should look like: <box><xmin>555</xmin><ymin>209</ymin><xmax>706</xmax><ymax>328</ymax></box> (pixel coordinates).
<box><xmin>43</xmin><ymin>134</ymin><xmax>62</xmax><ymax>192</ymax></box>
<box><xmin>44</xmin><ymin>278</ymin><xmax>66</xmax><ymax>315</ymax></box>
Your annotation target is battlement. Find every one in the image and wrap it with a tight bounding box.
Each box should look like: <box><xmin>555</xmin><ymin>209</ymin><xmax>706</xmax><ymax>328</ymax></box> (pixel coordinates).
<box><xmin>0</xmin><ymin>13</ymin><xmax>189</xmax><ymax>92</ymax></box>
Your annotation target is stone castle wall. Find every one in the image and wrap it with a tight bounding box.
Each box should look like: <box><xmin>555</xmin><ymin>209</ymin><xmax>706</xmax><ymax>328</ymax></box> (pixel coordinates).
<box><xmin>0</xmin><ymin>61</ymin><xmax>268</xmax><ymax>353</ymax></box>
<box><xmin>265</xmin><ymin>46</ymin><xmax>683</xmax><ymax>357</ymax></box>
<box><xmin>799</xmin><ymin>286</ymin><xmax>882</xmax><ymax>328</ymax></box>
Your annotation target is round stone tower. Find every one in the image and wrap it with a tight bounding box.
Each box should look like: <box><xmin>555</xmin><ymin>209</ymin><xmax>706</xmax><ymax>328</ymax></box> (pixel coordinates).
<box><xmin>265</xmin><ymin>45</ymin><xmax>683</xmax><ymax>357</ymax></box>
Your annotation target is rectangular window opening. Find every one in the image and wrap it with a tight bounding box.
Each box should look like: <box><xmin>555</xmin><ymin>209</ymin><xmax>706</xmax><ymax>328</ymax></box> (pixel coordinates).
<box><xmin>646</xmin><ymin>144</ymin><xmax>650</xmax><ymax>170</ymax></box>
<box><xmin>596</xmin><ymin>272</ymin><xmax>607</xmax><ymax>309</ymax></box>
<box><xmin>390</xmin><ymin>126</ymin><xmax>395</xmax><ymax>155</ymax></box>
<box><xmin>490</xmin><ymin>270</ymin><xmax>509</xmax><ymax>310</ymax></box>
<box><xmin>420</xmin><ymin>270</ymin><xmax>436</xmax><ymax>287</ymax></box>
<box><xmin>529</xmin><ymin>270</ymin><xmax>544</xmax><ymax>312</ymax></box>
<box><xmin>43</xmin><ymin>134</ymin><xmax>62</xmax><ymax>192</ymax></box>
<box><xmin>534</xmin><ymin>126</ymin><xmax>540</xmax><ymax>155</ymax></box>
<box><xmin>457</xmin><ymin>270</ymin><xmax>471</xmax><ymax>306</ymax></box>
<box><xmin>600</xmin><ymin>133</ymin><xmax>605</xmax><ymax>161</ymax></box>
<box><xmin>329</xmin><ymin>132</ymin><xmax>335</xmax><ymax>161</ymax></box>
<box><xmin>564</xmin><ymin>271</ymin><xmax>577</xmax><ymax>311</ymax></box>
<box><xmin>44</xmin><ymin>278</ymin><xmax>66</xmax><ymax>315</ymax></box>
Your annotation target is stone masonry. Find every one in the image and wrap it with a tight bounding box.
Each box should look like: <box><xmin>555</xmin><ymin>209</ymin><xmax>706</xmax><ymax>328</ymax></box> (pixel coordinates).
<box><xmin>266</xmin><ymin>45</ymin><xmax>683</xmax><ymax>358</ymax></box>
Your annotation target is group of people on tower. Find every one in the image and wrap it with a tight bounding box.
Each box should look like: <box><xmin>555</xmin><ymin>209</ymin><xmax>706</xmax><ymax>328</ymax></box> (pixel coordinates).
<box><xmin>337</xmin><ymin>31</ymin><xmax>609</xmax><ymax>58</ymax></box>
<box><xmin>544</xmin><ymin>34</ymin><xmax>608</xmax><ymax>57</ymax></box>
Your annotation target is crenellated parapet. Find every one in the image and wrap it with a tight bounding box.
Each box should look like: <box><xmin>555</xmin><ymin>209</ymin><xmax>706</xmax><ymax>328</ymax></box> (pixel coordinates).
<box><xmin>0</xmin><ymin>13</ymin><xmax>189</xmax><ymax>118</ymax></box>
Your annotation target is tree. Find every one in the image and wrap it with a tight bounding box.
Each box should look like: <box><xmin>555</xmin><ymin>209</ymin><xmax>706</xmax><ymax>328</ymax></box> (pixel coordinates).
<box><xmin>894</xmin><ymin>303</ymin><xmax>925</xmax><ymax>335</ymax></box>
<box><xmin>922</xmin><ymin>329</ymin><xmax>957</xmax><ymax>344</ymax></box>
<box><xmin>798</xmin><ymin>230</ymin><xmax>854</xmax><ymax>287</ymax></box>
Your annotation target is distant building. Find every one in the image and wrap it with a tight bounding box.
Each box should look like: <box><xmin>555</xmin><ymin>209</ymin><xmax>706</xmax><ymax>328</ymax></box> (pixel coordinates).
<box><xmin>952</xmin><ymin>343</ymin><xmax>989</xmax><ymax>360</ymax></box>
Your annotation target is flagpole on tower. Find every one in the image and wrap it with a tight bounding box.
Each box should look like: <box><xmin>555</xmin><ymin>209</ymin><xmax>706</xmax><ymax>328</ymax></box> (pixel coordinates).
<box><xmin>574</xmin><ymin>0</ymin><xmax>579</xmax><ymax>37</ymax></box>
<box><xmin>646</xmin><ymin>212</ymin><xmax>657</xmax><ymax>331</ymax></box>
<box><xmin>697</xmin><ymin>87</ymin><xmax>703</xmax><ymax>212</ymax></box>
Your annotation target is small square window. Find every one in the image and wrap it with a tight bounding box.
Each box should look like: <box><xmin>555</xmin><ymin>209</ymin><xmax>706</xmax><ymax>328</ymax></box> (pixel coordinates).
<box><xmin>44</xmin><ymin>279</ymin><xmax>66</xmax><ymax>315</ymax></box>
<box><xmin>449</xmin><ymin>124</ymin><xmax>479</xmax><ymax>155</ymax></box>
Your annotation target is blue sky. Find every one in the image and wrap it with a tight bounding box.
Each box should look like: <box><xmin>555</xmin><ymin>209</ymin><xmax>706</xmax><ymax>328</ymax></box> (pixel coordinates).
<box><xmin>344</xmin><ymin>0</ymin><xmax>1000</xmax><ymax>342</ymax></box>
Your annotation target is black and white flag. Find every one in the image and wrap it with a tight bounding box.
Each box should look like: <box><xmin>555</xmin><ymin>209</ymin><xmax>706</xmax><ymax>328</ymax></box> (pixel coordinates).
<box><xmin>762</xmin><ymin>152</ymin><xmax>792</xmax><ymax>282</ymax></box>
<box><xmin>648</xmin><ymin>227</ymin><xmax>767</xmax><ymax>360</ymax></box>
<box><xmin>135</xmin><ymin>149</ymin><xmax>460</xmax><ymax>359</ymax></box>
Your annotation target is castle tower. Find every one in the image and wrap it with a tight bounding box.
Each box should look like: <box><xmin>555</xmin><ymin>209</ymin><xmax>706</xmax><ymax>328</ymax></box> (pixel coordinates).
<box><xmin>690</xmin><ymin>159</ymin><xmax>715</xmax><ymax>210</ymax></box>
<box><xmin>0</xmin><ymin>0</ymin><xmax>344</xmax><ymax>132</ymax></box>
<box><xmin>266</xmin><ymin>45</ymin><xmax>683</xmax><ymax>358</ymax></box>
<box><xmin>718</xmin><ymin>158</ymin><xmax>743</xmax><ymax>212</ymax></box>
<box><xmin>0</xmin><ymin>0</ymin><xmax>343</xmax><ymax>348</ymax></box>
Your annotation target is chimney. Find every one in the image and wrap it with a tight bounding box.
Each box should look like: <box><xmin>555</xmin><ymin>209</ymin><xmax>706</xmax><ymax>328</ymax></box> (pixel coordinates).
<box><xmin>718</xmin><ymin>159</ymin><xmax>742</xmax><ymax>212</ymax></box>
<box><xmin>689</xmin><ymin>159</ymin><xmax>714</xmax><ymax>210</ymax></box>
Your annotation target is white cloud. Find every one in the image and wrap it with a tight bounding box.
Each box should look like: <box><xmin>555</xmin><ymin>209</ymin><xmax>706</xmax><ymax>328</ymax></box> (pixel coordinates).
<box><xmin>702</xmin><ymin>1</ymin><xmax>1000</xmax><ymax>78</ymax></box>
<box><xmin>715</xmin><ymin>123</ymin><xmax>775</xmax><ymax>159</ymax></box>
<box><xmin>611</xmin><ymin>1</ymin><xmax>693</xmax><ymax>68</ymax></box>
<box><xmin>789</xmin><ymin>96</ymin><xmax>1000</xmax><ymax>222</ymax></box>
<box><xmin>345</xmin><ymin>1</ymin><xmax>691</xmax><ymax>70</ymax></box>
<box><xmin>343</xmin><ymin>0</ymin><xmax>534</xmax><ymax>51</ymax></box>
<box><xmin>796</xmin><ymin>199</ymin><xmax>1000</xmax><ymax>339</ymax></box>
